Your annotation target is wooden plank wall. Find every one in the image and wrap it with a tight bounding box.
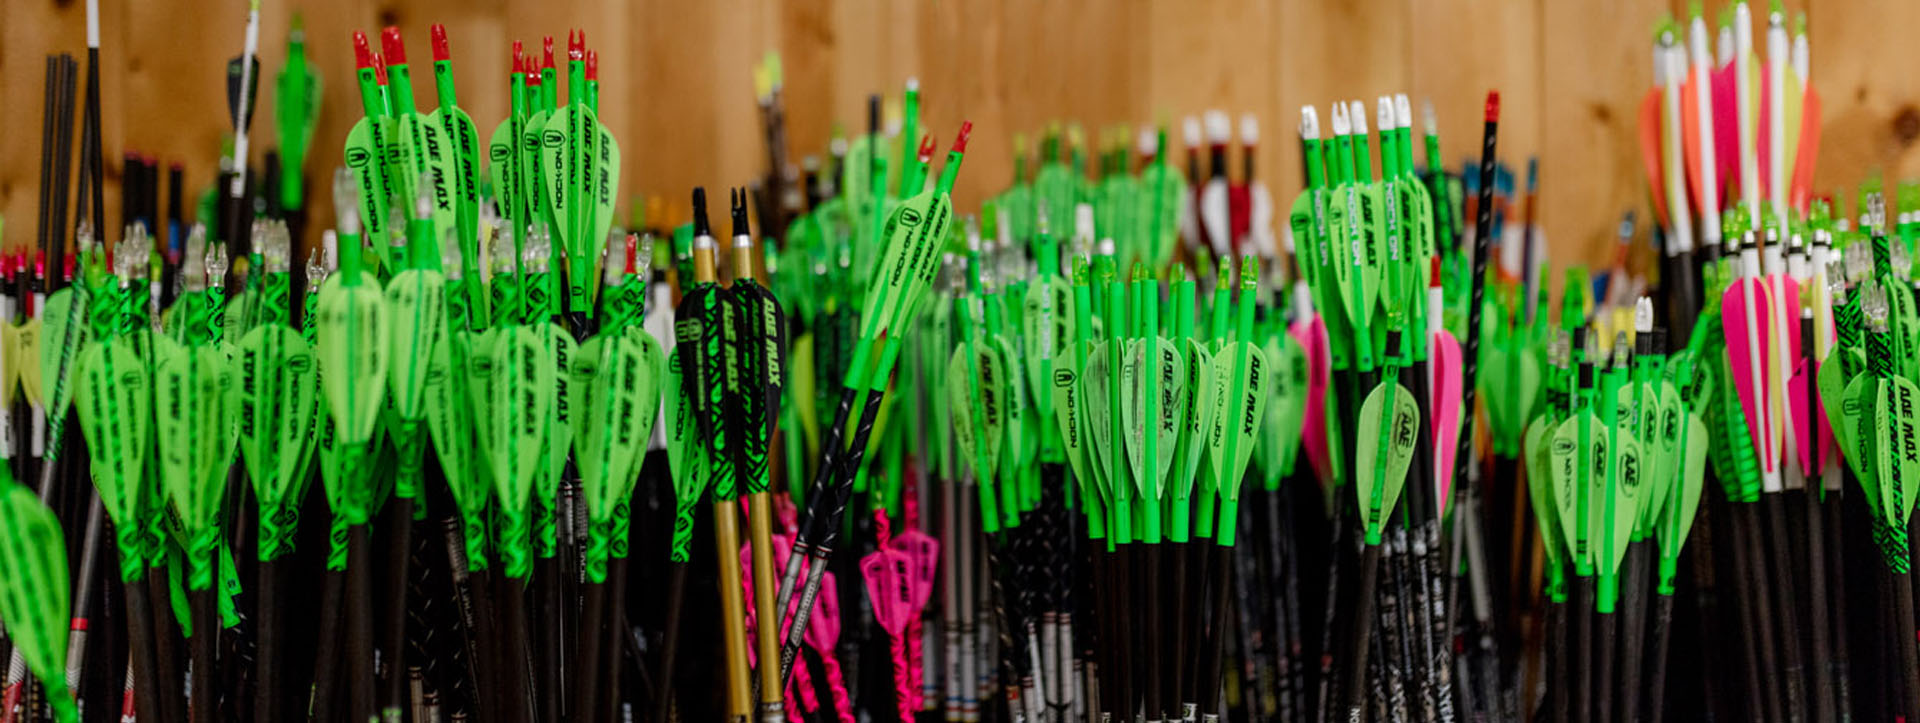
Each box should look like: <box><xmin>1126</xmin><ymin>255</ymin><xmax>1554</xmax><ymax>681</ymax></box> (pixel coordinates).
<box><xmin>2</xmin><ymin>0</ymin><xmax>1911</xmax><ymax>271</ymax></box>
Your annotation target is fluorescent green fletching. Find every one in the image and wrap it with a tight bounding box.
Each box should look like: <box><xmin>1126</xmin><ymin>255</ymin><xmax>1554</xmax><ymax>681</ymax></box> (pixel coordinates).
<box><xmin>224</xmin><ymin>288</ymin><xmax>257</xmax><ymax>340</ymax></box>
<box><xmin>1659</xmin><ymin>411</ymin><xmax>1710</xmax><ymax>558</ymax></box>
<box><xmin>539</xmin><ymin>323</ymin><xmax>578</xmax><ymax>499</ymax></box>
<box><xmin>427</xmin><ymin>102</ymin><xmax>483</xmax><ymax>264</ymax></box>
<box><xmin>1326</xmin><ymin>188</ymin><xmax>1358</xmax><ymax>325</ymax></box>
<box><xmin>316</xmin><ymin>275</ymin><xmax>391</xmax><ymax>445</ymax></box>
<box><xmin>1843</xmin><ymin>375</ymin><xmax>1883</xmax><ymax>519</ymax></box>
<box><xmin>488</xmin><ymin>119</ymin><xmax>516</xmax><ymax>227</ymax></box>
<box><xmin>1120</xmin><ymin>340</ymin><xmax>1147</xmax><ymax>489</ymax></box>
<box><xmin>414</xmin><ymin>119</ymin><xmax>461</xmax><ymax>264</ymax></box>
<box><xmin>863</xmin><ymin>186</ymin><xmax>953</xmax><ymax>339</ymax></box>
<box><xmin>842</xmin><ymin>135</ymin><xmax>872</xmax><ymax>230</ymax></box>
<box><xmin>152</xmin><ymin>337</ymin><xmax>238</xmax><ymax>533</ymax></box>
<box><xmin>425</xmin><ymin>332</ymin><xmax>481</xmax><ymax>513</ymax></box>
<box><xmin>343</xmin><ymin>116</ymin><xmax>392</xmax><ymax>258</ymax></box>
<box><xmin>520</xmin><ymin>109</ymin><xmax>550</xmax><ymax>234</ymax></box>
<box><xmin>945</xmin><ymin>345</ymin><xmax>998</xmax><ymax>484</ymax></box>
<box><xmin>993</xmin><ymin>335</ymin><xmax>1031</xmax><ymax>475</ymax></box>
<box><xmin>152</xmin><ymin>336</ymin><xmax>240</xmax><ymax>588</ymax></box>
<box><xmin>274</xmin><ymin>43</ymin><xmax>320</xmax><ymax>210</ymax></box>
<box><xmin>1265</xmin><ymin>334</ymin><xmax>1308</xmax><ymax>480</ymax></box>
<box><xmin>976</xmin><ymin>345</ymin><xmax>1007</xmax><ymax>480</ymax></box>
<box><xmin>1051</xmin><ymin>348</ymin><xmax>1093</xmax><ymax>495</ymax></box>
<box><xmin>579</xmin><ymin>328</ymin><xmax>663</xmax><ymax>523</ymax></box>
<box><xmin>1287</xmin><ymin>190</ymin><xmax>1317</xmax><ymax>284</ymax></box>
<box><xmin>236</xmin><ymin>325</ymin><xmax>321</xmax><ymax>560</ymax></box>
<box><xmin>75</xmin><ymin>341</ymin><xmax>152</xmax><ymax>529</ymax></box>
<box><xmin>385</xmin><ymin>269</ymin><xmax>448</xmax><ymax>419</ymax></box>
<box><xmin>1552</xmin><ymin>413</ymin><xmax>1605</xmax><ymax>566</ymax></box>
<box><xmin>1401</xmin><ymin>176</ymin><xmax>1436</xmax><ymax>265</ymax></box>
<box><xmin>1082</xmin><ymin>342</ymin><xmax>1115</xmax><ymax>501</ymax></box>
<box><xmin>1178</xmin><ymin>340</ymin><xmax>1216</xmax><ymax>496</ymax></box>
<box><xmin>1141</xmin><ymin>161</ymin><xmax>1185</xmax><ymax>268</ymax></box>
<box><xmin>664</xmin><ymin>348</ymin><xmax>708</xmax><ymax>563</ymax></box>
<box><xmin>0</xmin><ymin>485</ymin><xmax>77</xmax><ymax>723</ymax></box>
<box><xmin>479</xmin><ymin>326</ymin><xmax>552</xmax><ymax>515</ymax></box>
<box><xmin>568</xmin><ymin>337</ymin><xmax>599</xmax><ymax>448</ymax></box>
<box><xmin>1329</xmin><ymin>184</ymin><xmax>1383</xmax><ymax>336</ymax></box>
<box><xmin>592</xmin><ymin>125</ymin><xmax>621</xmax><ymax>279</ymax></box>
<box><xmin>1354</xmin><ymin>379</ymin><xmax>1418</xmax><ymax>544</ymax></box>
<box><xmin>1151</xmin><ymin>338</ymin><xmax>1185</xmax><ymax>488</ymax></box>
<box><xmin>1873</xmin><ymin>376</ymin><xmax>1920</xmax><ymax>528</ymax></box>
<box><xmin>15</xmin><ymin>320</ymin><xmax>42</xmax><ymax>410</ymax></box>
<box><xmin>1022</xmin><ymin>279</ymin><xmax>1068</xmax><ymax>427</ymax></box>
<box><xmin>663</xmin><ymin>346</ymin><xmax>704</xmax><ymax>495</ymax></box>
<box><xmin>1893</xmin><ymin>287</ymin><xmax>1920</xmax><ymax>377</ymax></box>
<box><xmin>388</xmin><ymin>113</ymin><xmax>428</xmax><ymax>212</ymax></box>
<box><xmin>1208</xmin><ymin>341</ymin><xmax>1271</xmax><ymax>504</ymax></box>
<box><xmin>1122</xmin><ymin>338</ymin><xmax>1183</xmax><ymax>494</ymax></box>
<box><xmin>1034</xmin><ymin>164</ymin><xmax>1073</xmax><ymax>239</ymax></box>
<box><xmin>1602</xmin><ymin>431</ymin><xmax>1643</xmax><ymax>576</ymax></box>
<box><xmin>1525</xmin><ymin>419</ymin><xmax>1565</xmax><ymax>567</ymax></box>
<box><xmin>1488</xmin><ymin>349</ymin><xmax>1543</xmax><ymax>453</ymax></box>
<box><xmin>37</xmin><ymin>288</ymin><xmax>88</xmax><ymax>432</ymax></box>
<box><xmin>1638</xmin><ymin>383</ymin><xmax>1679</xmax><ymax>534</ymax></box>
<box><xmin>541</xmin><ymin>106</ymin><xmax>589</xmax><ymax>304</ymax></box>
<box><xmin>1819</xmin><ymin>348</ymin><xmax>1850</xmax><ymax>456</ymax></box>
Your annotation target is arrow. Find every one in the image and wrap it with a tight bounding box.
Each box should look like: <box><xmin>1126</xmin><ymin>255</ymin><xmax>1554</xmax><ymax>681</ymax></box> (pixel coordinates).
<box><xmin>234</xmin><ymin>224</ymin><xmax>319</xmax><ymax>723</ymax></box>
<box><xmin>426</xmin><ymin>24</ymin><xmax>485</xmax><ymax>324</ymax></box>
<box><xmin>717</xmin><ymin>188</ymin><xmax>790</xmax><ymax>723</ymax></box>
<box><xmin>315</xmin><ymin>190</ymin><xmax>392</xmax><ymax>723</ymax></box>
<box><xmin>343</xmin><ymin>32</ymin><xmax>394</xmax><ymax>269</ymax></box>
<box><xmin>377</xmin><ymin>187</ymin><xmax>447</xmax><ymax>723</ymax></box>
<box><xmin>274</xmin><ymin>15</ymin><xmax>321</xmax><ymax>215</ymax></box>
<box><xmin>776</xmin><ymin>119</ymin><xmax>970</xmax><ymax>685</ymax></box>
<box><xmin>574</xmin><ymin>233</ymin><xmax>663</xmax><ymax>723</ymax></box>
<box><xmin>219</xmin><ymin>0</ymin><xmax>260</xmax><ymax>260</ymax></box>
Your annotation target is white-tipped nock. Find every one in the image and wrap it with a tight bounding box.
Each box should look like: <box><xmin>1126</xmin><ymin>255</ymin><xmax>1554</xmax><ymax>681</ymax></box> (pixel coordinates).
<box><xmin>1204</xmin><ymin>110</ymin><xmax>1231</xmax><ymax>143</ymax></box>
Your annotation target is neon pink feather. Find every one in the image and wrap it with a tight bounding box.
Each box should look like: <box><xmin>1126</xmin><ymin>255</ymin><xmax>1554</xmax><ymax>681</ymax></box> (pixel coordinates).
<box><xmin>1430</xmin><ymin>330</ymin><xmax>1465</xmax><ymax>506</ymax></box>
<box><xmin>1290</xmin><ymin>315</ymin><xmax>1332</xmax><ymax>484</ymax></box>
<box><xmin>888</xmin><ymin>527</ymin><xmax>937</xmax><ymax>710</ymax></box>
<box><xmin>803</xmin><ymin>568</ymin><xmax>854</xmax><ymax>723</ymax></box>
<box><xmin>863</xmin><ymin>512</ymin><xmax>918</xmax><ymax>721</ymax></box>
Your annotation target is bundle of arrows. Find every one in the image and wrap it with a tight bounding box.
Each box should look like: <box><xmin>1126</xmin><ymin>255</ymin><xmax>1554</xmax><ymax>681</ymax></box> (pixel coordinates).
<box><xmin>15</xmin><ymin>1</ymin><xmax>1920</xmax><ymax>722</ymax></box>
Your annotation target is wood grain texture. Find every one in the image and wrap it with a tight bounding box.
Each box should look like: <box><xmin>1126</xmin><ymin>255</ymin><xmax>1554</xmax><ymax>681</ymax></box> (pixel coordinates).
<box><xmin>1541</xmin><ymin>0</ymin><xmax>1673</xmax><ymax>271</ymax></box>
<box><xmin>1809</xmin><ymin>0</ymin><xmax>1920</xmax><ymax>218</ymax></box>
<box><xmin>0</xmin><ymin>0</ymin><xmax>1890</xmax><ymax>269</ymax></box>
